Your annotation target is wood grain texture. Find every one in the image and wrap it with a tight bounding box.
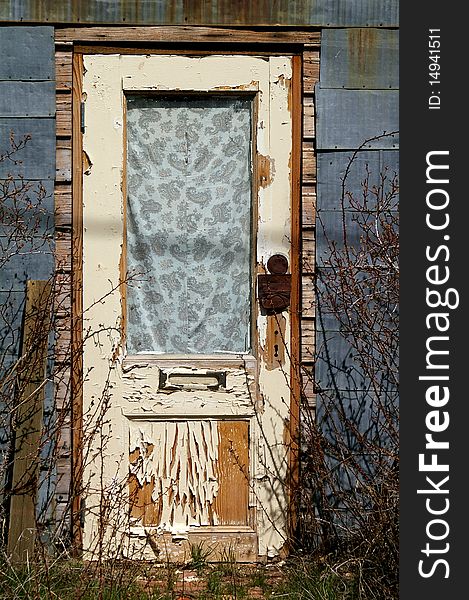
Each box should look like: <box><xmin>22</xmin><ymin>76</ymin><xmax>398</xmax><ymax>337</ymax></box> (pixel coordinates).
<box><xmin>303</xmin><ymin>50</ymin><xmax>320</xmax><ymax>94</ymax></box>
<box><xmin>300</xmin><ymin>47</ymin><xmax>318</xmax><ymax>413</ymax></box>
<box><xmin>7</xmin><ymin>280</ymin><xmax>52</xmax><ymax>563</ymax></box>
<box><xmin>55</xmin><ymin>50</ymin><xmax>73</xmax><ymax>91</ymax></box>
<box><xmin>54</xmin><ymin>183</ymin><xmax>72</xmax><ymax>229</ymax></box>
<box><xmin>56</xmin><ymin>93</ymin><xmax>72</xmax><ymax>137</ymax></box>
<box><xmin>55</xmin><ymin>230</ymin><xmax>71</xmax><ymax>271</ymax></box>
<box><xmin>303</xmin><ymin>96</ymin><xmax>315</xmax><ymax>138</ymax></box>
<box><xmin>302</xmin><ymin>140</ymin><xmax>316</xmax><ymax>183</ymax></box>
<box><xmin>56</xmin><ymin>139</ymin><xmax>72</xmax><ymax>182</ymax></box>
<box><xmin>302</xmin><ymin>184</ymin><xmax>316</xmax><ymax>228</ymax></box>
<box><xmin>302</xmin><ymin>230</ymin><xmax>315</xmax><ymax>274</ymax></box>
<box><xmin>301</xmin><ymin>319</ymin><xmax>315</xmax><ymax>363</ymax></box>
<box><xmin>302</xmin><ymin>275</ymin><xmax>315</xmax><ymax>319</ymax></box>
<box><xmin>213</xmin><ymin>421</ymin><xmax>249</xmax><ymax>526</ymax></box>
<box><xmin>56</xmin><ymin>26</ymin><xmax>320</xmax><ymax>45</ymax></box>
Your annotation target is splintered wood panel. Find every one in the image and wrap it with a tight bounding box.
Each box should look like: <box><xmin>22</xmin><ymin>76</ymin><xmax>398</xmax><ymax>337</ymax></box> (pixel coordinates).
<box><xmin>213</xmin><ymin>420</ymin><xmax>249</xmax><ymax>526</ymax></box>
<box><xmin>129</xmin><ymin>448</ymin><xmax>162</xmax><ymax>526</ymax></box>
<box><xmin>129</xmin><ymin>420</ymin><xmax>249</xmax><ymax>528</ymax></box>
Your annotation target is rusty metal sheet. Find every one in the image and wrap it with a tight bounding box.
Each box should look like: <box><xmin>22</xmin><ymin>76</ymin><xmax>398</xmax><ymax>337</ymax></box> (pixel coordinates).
<box><xmin>320</xmin><ymin>28</ymin><xmax>399</xmax><ymax>89</ymax></box>
<box><xmin>0</xmin><ymin>26</ymin><xmax>54</xmax><ymax>80</ymax></box>
<box><xmin>0</xmin><ymin>81</ymin><xmax>55</xmax><ymax>117</ymax></box>
<box><xmin>316</xmin><ymin>89</ymin><xmax>399</xmax><ymax>150</ymax></box>
<box><xmin>0</xmin><ymin>118</ymin><xmax>55</xmax><ymax>179</ymax></box>
<box><xmin>0</xmin><ymin>0</ymin><xmax>399</xmax><ymax>26</ymax></box>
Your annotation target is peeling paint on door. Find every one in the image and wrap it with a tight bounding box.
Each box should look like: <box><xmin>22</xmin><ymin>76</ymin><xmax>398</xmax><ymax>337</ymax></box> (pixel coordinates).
<box><xmin>81</xmin><ymin>54</ymin><xmax>294</xmax><ymax>560</ymax></box>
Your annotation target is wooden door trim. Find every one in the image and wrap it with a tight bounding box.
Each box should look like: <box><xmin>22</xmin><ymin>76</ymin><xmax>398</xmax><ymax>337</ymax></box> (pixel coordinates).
<box><xmin>288</xmin><ymin>53</ymin><xmax>302</xmax><ymax>545</ymax></box>
<box><xmin>56</xmin><ymin>26</ymin><xmax>320</xmax><ymax>46</ymax></box>
<box><xmin>71</xmin><ymin>51</ymin><xmax>84</xmax><ymax>553</ymax></box>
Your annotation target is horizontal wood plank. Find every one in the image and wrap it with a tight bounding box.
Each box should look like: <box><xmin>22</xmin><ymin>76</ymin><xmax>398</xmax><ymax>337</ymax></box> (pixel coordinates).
<box><xmin>302</xmin><ymin>141</ymin><xmax>316</xmax><ymax>183</ymax></box>
<box><xmin>55</xmin><ymin>51</ymin><xmax>73</xmax><ymax>91</ymax></box>
<box><xmin>302</xmin><ymin>184</ymin><xmax>316</xmax><ymax>228</ymax></box>
<box><xmin>303</xmin><ymin>51</ymin><xmax>320</xmax><ymax>94</ymax></box>
<box><xmin>56</xmin><ymin>139</ymin><xmax>72</xmax><ymax>182</ymax></box>
<box><xmin>56</xmin><ymin>26</ymin><xmax>320</xmax><ymax>45</ymax></box>
<box><xmin>56</xmin><ymin>93</ymin><xmax>72</xmax><ymax>137</ymax></box>
<box><xmin>303</xmin><ymin>95</ymin><xmax>315</xmax><ymax>138</ymax></box>
<box><xmin>301</xmin><ymin>319</ymin><xmax>315</xmax><ymax>363</ymax></box>
<box><xmin>302</xmin><ymin>275</ymin><xmax>315</xmax><ymax>318</ymax></box>
<box><xmin>55</xmin><ymin>183</ymin><xmax>72</xmax><ymax>229</ymax></box>
<box><xmin>302</xmin><ymin>230</ymin><xmax>315</xmax><ymax>274</ymax></box>
<box><xmin>55</xmin><ymin>229</ymin><xmax>71</xmax><ymax>271</ymax></box>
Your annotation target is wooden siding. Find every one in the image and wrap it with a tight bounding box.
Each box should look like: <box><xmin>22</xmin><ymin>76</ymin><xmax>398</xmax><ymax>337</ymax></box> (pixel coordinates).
<box><xmin>300</xmin><ymin>47</ymin><xmax>319</xmax><ymax>409</ymax></box>
<box><xmin>52</xmin><ymin>36</ymin><xmax>74</xmax><ymax>533</ymax></box>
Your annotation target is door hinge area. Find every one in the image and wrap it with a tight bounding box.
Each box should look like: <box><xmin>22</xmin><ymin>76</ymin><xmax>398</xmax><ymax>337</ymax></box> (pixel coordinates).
<box><xmin>80</xmin><ymin>102</ymin><xmax>85</xmax><ymax>133</ymax></box>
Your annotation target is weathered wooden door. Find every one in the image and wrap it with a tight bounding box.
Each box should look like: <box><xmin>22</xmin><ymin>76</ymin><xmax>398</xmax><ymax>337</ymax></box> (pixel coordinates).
<box><xmin>80</xmin><ymin>54</ymin><xmax>296</xmax><ymax>561</ymax></box>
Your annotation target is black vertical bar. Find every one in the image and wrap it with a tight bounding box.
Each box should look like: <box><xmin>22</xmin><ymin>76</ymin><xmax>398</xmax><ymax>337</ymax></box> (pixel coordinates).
<box><xmin>400</xmin><ymin>4</ymin><xmax>466</xmax><ymax>597</ymax></box>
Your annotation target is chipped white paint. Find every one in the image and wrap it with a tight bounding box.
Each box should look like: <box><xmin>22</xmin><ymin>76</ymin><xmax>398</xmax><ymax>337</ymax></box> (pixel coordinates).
<box><xmin>82</xmin><ymin>54</ymin><xmax>293</xmax><ymax>560</ymax></box>
<box><xmin>130</xmin><ymin>421</ymin><xmax>219</xmax><ymax>535</ymax></box>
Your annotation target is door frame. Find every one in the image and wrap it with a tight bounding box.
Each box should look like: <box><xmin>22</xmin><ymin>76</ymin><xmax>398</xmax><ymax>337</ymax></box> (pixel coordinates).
<box><xmin>71</xmin><ymin>44</ymin><xmax>302</xmax><ymax>558</ymax></box>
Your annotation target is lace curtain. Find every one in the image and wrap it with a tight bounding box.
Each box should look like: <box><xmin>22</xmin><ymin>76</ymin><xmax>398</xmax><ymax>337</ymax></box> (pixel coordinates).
<box><xmin>126</xmin><ymin>95</ymin><xmax>252</xmax><ymax>354</ymax></box>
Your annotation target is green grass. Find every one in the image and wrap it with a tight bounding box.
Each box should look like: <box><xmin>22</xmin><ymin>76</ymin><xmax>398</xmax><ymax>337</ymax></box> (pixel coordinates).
<box><xmin>0</xmin><ymin>554</ymin><xmax>370</xmax><ymax>600</ymax></box>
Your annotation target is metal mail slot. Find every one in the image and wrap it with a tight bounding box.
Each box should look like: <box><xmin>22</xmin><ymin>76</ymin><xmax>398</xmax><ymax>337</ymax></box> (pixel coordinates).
<box><xmin>159</xmin><ymin>370</ymin><xmax>227</xmax><ymax>392</ymax></box>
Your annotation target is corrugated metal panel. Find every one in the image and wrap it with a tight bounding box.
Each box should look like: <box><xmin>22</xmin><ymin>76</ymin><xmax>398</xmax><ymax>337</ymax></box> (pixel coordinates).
<box><xmin>316</xmin><ymin>88</ymin><xmax>399</xmax><ymax>149</ymax></box>
<box><xmin>0</xmin><ymin>81</ymin><xmax>55</xmax><ymax>117</ymax></box>
<box><xmin>0</xmin><ymin>26</ymin><xmax>54</xmax><ymax>80</ymax></box>
<box><xmin>317</xmin><ymin>151</ymin><xmax>381</xmax><ymax>210</ymax></box>
<box><xmin>320</xmin><ymin>28</ymin><xmax>399</xmax><ymax>89</ymax></box>
<box><xmin>0</xmin><ymin>118</ymin><xmax>55</xmax><ymax>178</ymax></box>
<box><xmin>317</xmin><ymin>150</ymin><xmax>399</xmax><ymax>210</ymax></box>
<box><xmin>0</xmin><ymin>0</ymin><xmax>399</xmax><ymax>26</ymax></box>
<box><xmin>316</xmin><ymin>150</ymin><xmax>399</xmax><ymax>265</ymax></box>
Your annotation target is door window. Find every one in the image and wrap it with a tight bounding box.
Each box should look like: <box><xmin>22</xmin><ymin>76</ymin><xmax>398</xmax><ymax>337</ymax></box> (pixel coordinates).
<box><xmin>126</xmin><ymin>95</ymin><xmax>253</xmax><ymax>354</ymax></box>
